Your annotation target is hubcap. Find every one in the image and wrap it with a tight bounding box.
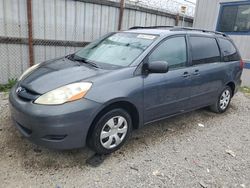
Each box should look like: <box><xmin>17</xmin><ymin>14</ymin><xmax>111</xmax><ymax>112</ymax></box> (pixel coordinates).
<box><xmin>100</xmin><ymin>116</ymin><xmax>128</xmax><ymax>149</ymax></box>
<box><xmin>219</xmin><ymin>89</ymin><xmax>230</xmax><ymax>110</ymax></box>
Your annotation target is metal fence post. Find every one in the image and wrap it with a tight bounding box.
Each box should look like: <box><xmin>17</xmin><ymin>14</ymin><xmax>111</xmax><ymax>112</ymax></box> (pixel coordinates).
<box><xmin>175</xmin><ymin>13</ymin><xmax>180</xmax><ymax>26</ymax></box>
<box><xmin>118</xmin><ymin>0</ymin><xmax>125</xmax><ymax>30</ymax></box>
<box><xmin>27</xmin><ymin>0</ymin><xmax>34</xmax><ymax>67</ymax></box>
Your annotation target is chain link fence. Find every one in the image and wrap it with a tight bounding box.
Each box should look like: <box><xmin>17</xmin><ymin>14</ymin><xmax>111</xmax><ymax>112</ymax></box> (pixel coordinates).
<box><xmin>0</xmin><ymin>0</ymin><xmax>193</xmax><ymax>84</ymax></box>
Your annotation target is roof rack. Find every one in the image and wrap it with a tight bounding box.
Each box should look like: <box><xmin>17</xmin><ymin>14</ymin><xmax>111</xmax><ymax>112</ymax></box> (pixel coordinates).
<box><xmin>129</xmin><ymin>26</ymin><xmax>174</xmax><ymax>30</ymax></box>
<box><xmin>129</xmin><ymin>26</ymin><xmax>227</xmax><ymax>37</ymax></box>
<box><xmin>170</xmin><ymin>27</ymin><xmax>227</xmax><ymax>37</ymax></box>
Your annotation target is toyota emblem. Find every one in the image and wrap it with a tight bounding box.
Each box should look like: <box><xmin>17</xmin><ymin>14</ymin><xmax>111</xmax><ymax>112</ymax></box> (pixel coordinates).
<box><xmin>16</xmin><ymin>87</ymin><xmax>23</xmax><ymax>93</ymax></box>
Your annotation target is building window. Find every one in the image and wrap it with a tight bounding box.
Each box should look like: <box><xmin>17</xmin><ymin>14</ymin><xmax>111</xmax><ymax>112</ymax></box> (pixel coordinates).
<box><xmin>217</xmin><ymin>2</ymin><xmax>250</xmax><ymax>34</ymax></box>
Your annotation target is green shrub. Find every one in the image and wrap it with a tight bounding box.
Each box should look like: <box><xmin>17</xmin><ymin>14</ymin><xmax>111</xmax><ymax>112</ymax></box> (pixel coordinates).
<box><xmin>0</xmin><ymin>78</ymin><xmax>17</xmax><ymax>92</ymax></box>
<box><xmin>240</xmin><ymin>86</ymin><xmax>250</xmax><ymax>95</ymax></box>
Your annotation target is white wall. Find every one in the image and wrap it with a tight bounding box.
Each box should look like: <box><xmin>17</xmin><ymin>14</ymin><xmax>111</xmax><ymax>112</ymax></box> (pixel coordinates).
<box><xmin>242</xmin><ymin>69</ymin><xmax>250</xmax><ymax>87</ymax></box>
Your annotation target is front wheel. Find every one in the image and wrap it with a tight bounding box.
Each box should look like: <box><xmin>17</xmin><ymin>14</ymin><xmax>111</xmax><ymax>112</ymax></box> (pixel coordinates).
<box><xmin>88</xmin><ymin>108</ymin><xmax>132</xmax><ymax>154</ymax></box>
<box><xmin>210</xmin><ymin>86</ymin><xmax>232</xmax><ymax>113</ymax></box>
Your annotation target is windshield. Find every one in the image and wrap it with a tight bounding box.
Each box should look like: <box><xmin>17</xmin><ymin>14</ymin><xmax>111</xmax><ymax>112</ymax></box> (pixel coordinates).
<box><xmin>74</xmin><ymin>32</ymin><xmax>158</xmax><ymax>67</ymax></box>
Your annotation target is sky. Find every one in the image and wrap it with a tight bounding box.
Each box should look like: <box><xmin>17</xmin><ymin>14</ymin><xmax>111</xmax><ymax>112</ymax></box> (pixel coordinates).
<box><xmin>177</xmin><ymin>0</ymin><xmax>196</xmax><ymax>4</ymax></box>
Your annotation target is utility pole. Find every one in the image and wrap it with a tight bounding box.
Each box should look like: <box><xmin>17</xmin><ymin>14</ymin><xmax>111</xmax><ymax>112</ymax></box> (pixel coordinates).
<box><xmin>180</xmin><ymin>5</ymin><xmax>187</xmax><ymax>27</ymax></box>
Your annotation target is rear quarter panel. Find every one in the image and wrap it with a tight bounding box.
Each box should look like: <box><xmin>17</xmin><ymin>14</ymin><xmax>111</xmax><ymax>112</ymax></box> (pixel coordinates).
<box><xmin>225</xmin><ymin>60</ymin><xmax>242</xmax><ymax>93</ymax></box>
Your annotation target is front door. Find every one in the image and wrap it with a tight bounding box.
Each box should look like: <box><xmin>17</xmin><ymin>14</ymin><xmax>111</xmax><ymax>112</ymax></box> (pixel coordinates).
<box><xmin>143</xmin><ymin>36</ymin><xmax>193</xmax><ymax>123</ymax></box>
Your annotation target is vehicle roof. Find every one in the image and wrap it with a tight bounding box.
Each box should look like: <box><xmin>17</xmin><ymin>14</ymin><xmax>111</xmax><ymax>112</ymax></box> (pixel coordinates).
<box><xmin>123</xmin><ymin>27</ymin><xmax>228</xmax><ymax>38</ymax></box>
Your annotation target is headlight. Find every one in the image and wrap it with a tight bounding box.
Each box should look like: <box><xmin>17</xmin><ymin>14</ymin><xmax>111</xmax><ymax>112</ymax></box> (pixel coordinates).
<box><xmin>34</xmin><ymin>82</ymin><xmax>92</xmax><ymax>105</ymax></box>
<box><xmin>18</xmin><ymin>63</ymin><xmax>40</xmax><ymax>81</ymax></box>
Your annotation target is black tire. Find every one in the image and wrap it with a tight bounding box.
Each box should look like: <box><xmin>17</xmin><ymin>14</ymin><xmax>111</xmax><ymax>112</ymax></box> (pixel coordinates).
<box><xmin>88</xmin><ymin>108</ymin><xmax>132</xmax><ymax>154</ymax></box>
<box><xmin>209</xmin><ymin>86</ymin><xmax>232</xmax><ymax>113</ymax></box>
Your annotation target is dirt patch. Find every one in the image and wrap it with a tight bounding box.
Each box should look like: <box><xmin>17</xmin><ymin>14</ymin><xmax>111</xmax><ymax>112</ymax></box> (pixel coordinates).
<box><xmin>0</xmin><ymin>92</ymin><xmax>250</xmax><ymax>187</ymax></box>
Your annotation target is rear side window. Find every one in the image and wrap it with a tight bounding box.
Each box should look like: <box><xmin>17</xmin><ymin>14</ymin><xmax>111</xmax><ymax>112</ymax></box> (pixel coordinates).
<box><xmin>148</xmin><ymin>36</ymin><xmax>187</xmax><ymax>69</ymax></box>
<box><xmin>218</xmin><ymin>38</ymin><xmax>240</xmax><ymax>62</ymax></box>
<box><xmin>190</xmin><ymin>37</ymin><xmax>221</xmax><ymax>65</ymax></box>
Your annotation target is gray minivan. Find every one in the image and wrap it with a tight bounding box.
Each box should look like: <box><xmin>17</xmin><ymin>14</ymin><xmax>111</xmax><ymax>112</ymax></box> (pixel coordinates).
<box><xmin>9</xmin><ymin>27</ymin><xmax>243</xmax><ymax>154</ymax></box>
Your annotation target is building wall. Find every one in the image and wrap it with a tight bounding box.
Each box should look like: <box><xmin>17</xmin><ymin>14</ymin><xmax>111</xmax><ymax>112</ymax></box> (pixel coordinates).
<box><xmin>242</xmin><ymin>69</ymin><xmax>250</xmax><ymax>87</ymax></box>
<box><xmin>193</xmin><ymin>0</ymin><xmax>250</xmax><ymax>61</ymax></box>
<box><xmin>0</xmin><ymin>0</ymin><xmax>193</xmax><ymax>84</ymax></box>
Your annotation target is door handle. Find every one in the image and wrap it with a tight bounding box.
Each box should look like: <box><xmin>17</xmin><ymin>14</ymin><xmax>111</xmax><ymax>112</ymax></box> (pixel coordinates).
<box><xmin>192</xmin><ymin>69</ymin><xmax>200</xmax><ymax>76</ymax></box>
<box><xmin>182</xmin><ymin>71</ymin><xmax>191</xmax><ymax>78</ymax></box>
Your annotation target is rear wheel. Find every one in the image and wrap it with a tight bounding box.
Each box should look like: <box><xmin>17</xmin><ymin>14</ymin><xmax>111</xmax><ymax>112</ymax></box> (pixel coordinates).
<box><xmin>88</xmin><ymin>108</ymin><xmax>132</xmax><ymax>154</ymax></box>
<box><xmin>210</xmin><ymin>86</ymin><xmax>232</xmax><ymax>113</ymax></box>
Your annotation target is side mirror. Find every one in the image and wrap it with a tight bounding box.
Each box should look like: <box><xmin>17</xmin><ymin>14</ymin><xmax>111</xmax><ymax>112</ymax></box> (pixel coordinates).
<box><xmin>146</xmin><ymin>61</ymin><xmax>169</xmax><ymax>74</ymax></box>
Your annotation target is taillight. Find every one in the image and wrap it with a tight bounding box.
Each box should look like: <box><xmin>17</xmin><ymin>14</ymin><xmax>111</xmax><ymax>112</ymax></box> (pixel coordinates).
<box><xmin>240</xmin><ymin>59</ymin><xmax>244</xmax><ymax>69</ymax></box>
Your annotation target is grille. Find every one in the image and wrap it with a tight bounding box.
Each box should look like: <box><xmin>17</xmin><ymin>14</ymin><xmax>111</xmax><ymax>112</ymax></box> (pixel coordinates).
<box><xmin>42</xmin><ymin>135</ymin><xmax>67</xmax><ymax>141</ymax></box>
<box><xmin>16</xmin><ymin>86</ymin><xmax>40</xmax><ymax>101</ymax></box>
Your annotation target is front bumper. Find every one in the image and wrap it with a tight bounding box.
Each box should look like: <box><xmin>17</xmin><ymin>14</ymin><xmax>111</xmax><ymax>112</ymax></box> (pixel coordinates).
<box><xmin>9</xmin><ymin>87</ymin><xmax>101</xmax><ymax>150</ymax></box>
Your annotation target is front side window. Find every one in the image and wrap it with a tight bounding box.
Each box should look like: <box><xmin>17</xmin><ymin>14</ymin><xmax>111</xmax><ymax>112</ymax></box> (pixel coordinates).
<box><xmin>148</xmin><ymin>36</ymin><xmax>187</xmax><ymax>69</ymax></box>
<box><xmin>190</xmin><ymin>37</ymin><xmax>221</xmax><ymax>65</ymax></box>
<box><xmin>75</xmin><ymin>32</ymin><xmax>158</xmax><ymax>67</ymax></box>
<box><xmin>218</xmin><ymin>38</ymin><xmax>240</xmax><ymax>62</ymax></box>
<box><xmin>217</xmin><ymin>3</ymin><xmax>250</xmax><ymax>33</ymax></box>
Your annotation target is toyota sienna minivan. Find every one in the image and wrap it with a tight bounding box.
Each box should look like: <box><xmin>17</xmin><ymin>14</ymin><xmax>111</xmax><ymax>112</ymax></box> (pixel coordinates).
<box><xmin>9</xmin><ymin>27</ymin><xmax>243</xmax><ymax>154</ymax></box>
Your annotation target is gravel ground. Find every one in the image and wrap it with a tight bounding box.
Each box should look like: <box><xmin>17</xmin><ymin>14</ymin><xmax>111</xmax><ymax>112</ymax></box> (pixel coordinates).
<box><xmin>0</xmin><ymin>92</ymin><xmax>250</xmax><ymax>188</ymax></box>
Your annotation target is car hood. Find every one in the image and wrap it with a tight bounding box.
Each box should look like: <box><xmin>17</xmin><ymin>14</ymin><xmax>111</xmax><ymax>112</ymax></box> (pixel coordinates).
<box><xmin>20</xmin><ymin>57</ymin><xmax>108</xmax><ymax>94</ymax></box>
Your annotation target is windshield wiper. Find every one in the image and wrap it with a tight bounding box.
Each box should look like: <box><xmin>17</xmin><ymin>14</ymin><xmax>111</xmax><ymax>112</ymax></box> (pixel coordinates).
<box><xmin>67</xmin><ymin>54</ymin><xmax>99</xmax><ymax>68</ymax></box>
<box><xmin>65</xmin><ymin>54</ymin><xmax>75</xmax><ymax>61</ymax></box>
<box><xmin>75</xmin><ymin>57</ymin><xmax>99</xmax><ymax>68</ymax></box>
